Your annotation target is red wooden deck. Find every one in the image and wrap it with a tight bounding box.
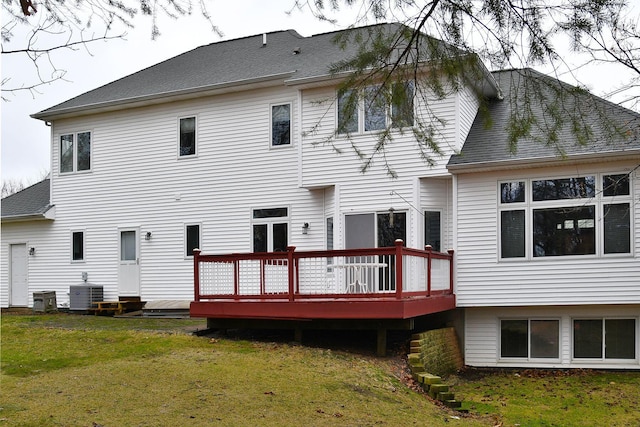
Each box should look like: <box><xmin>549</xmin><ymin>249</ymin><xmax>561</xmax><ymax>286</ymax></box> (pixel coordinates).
<box><xmin>190</xmin><ymin>240</ymin><xmax>456</xmax><ymax>321</ymax></box>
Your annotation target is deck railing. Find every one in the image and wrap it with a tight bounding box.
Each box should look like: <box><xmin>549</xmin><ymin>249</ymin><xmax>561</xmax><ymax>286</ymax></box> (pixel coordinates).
<box><xmin>193</xmin><ymin>240</ymin><xmax>454</xmax><ymax>301</ymax></box>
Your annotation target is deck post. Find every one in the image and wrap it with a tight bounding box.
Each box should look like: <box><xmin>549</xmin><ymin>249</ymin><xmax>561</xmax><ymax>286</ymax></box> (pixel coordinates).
<box><xmin>377</xmin><ymin>328</ymin><xmax>387</xmax><ymax>356</ymax></box>
<box><xmin>193</xmin><ymin>249</ymin><xmax>201</xmax><ymax>302</ymax></box>
<box><xmin>425</xmin><ymin>245</ymin><xmax>432</xmax><ymax>296</ymax></box>
<box><xmin>234</xmin><ymin>259</ymin><xmax>240</xmax><ymax>299</ymax></box>
<box><xmin>447</xmin><ymin>249</ymin><xmax>455</xmax><ymax>293</ymax></box>
<box><xmin>287</xmin><ymin>246</ymin><xmax>296</xmax><ymax>301</ymax></box>
<box><xmin>394</xmin><ymin>239</ymin><xmax>403</xmax><ymax>299</ymax></box>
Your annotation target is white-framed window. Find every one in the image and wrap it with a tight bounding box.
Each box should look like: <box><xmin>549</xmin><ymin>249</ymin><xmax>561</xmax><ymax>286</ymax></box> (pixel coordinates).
<box><xmin>252</xmin><ymin>207</ymin><xmax>289</xmax><ymax>252</ymax></box>
<box><xmin>498</xmin><ymin>173</ymin><xmax>632</xmax><ymax>259</ymax></box>
<box><xmin>500</xmin><ymin>318</ymin><xmax>560</xmax><ymax>360</ymax></box>
<box><xmin>178</xmin><ymin>116</ymin><xmax>197</xmax><ymax>157</ymax></box>
<box><xmin>71</xmin><ymin>230</ymin><xmax>85</xmax><ymax>262</ymax></box>
<box><xmin>337</xmin><ymin>82</ymin><xmax>414</xmax><ymax>134</ymax></box>
<box><xmin>573</xmin><ymin>318</ymin><xmax>637</xmax><ymax>360</ymax></box>
<box><xmin>60</xmin><ymin>131</ymin><xmax>91</xmax><ymax>173</ymax></box>
<box><xmin>185</xmin><ymin>223</ymin><xmax>201</xmax><ymax>257</ymax></box>
<box><xmin>271</xmin><ymin>104</ymin><xmax>291</xmax><ymax>147</ymax></box>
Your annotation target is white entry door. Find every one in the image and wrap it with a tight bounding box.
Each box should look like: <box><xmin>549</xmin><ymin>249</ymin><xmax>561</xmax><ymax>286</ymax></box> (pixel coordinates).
<box><xmin>118</xmin><ymin>228</ymin><xmax>140</xmax><ymax>296</ymax></box>
<box><xmin>10</xmin><ymin>243</ymin><xmax>28</xmax><ymax>306</ymax></box>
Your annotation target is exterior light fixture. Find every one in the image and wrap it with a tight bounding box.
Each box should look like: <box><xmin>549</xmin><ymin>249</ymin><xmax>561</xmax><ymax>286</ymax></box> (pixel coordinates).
<box><xmin>302</xmin><ymin>223</ymin><xmax>310</xmax><ymax>235</ymax></box>
<box><xmin>29</xmin><ymin>247</ymin><xmax>36</xmax><ymax>256</ymax></box>
<box><xmin>145</xmin><ymin>232</ymin><xmax>152</xmax><ymax>240</ymax></box>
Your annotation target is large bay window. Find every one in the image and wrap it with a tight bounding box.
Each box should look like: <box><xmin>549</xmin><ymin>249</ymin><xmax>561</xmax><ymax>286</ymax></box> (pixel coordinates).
<box><xmin>499</xmin><ymin>173</ymin><xmax>632</xmax><ymax>259</ymax></box>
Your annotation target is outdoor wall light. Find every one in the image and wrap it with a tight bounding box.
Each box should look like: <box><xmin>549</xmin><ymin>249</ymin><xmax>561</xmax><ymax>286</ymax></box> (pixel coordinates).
<box><xmin>145</xmin><ymin>232</ymin><xmax>152</xmax><ymax>240</ymax></box>
<box><xmin>29</xmin><ymin>247</ymin><xmax>36</xmax><ymax>256</ymax></box>
<box><xmin>302</xmin><ymin>223</ymin><xmax>310</xmax><ymax>235</ymax></box>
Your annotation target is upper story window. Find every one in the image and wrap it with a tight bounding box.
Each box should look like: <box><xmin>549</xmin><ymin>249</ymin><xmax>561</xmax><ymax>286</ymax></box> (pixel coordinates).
<box><xmin>271</xmin><ymin>104</ymin><xmax>291</xmax><ymax>147</ymax></box>
<box><xmin>338</xmin><ymin>82</ymin><xmax>414</xmax><ymax>134</ymax></box>
<box><xmin>179</xmin><ymin>117</ymin><xmax>196</xmax><ymax>157</ymax></box>
<box><xmin>499</xmin><ymin>173</ymin><xmax>632</xmax><ymax>259</ymax></box>
<box><xmin>60</xmin><ymin>132</ymin><xmax>91</xmax><ymax>173</ymax></box>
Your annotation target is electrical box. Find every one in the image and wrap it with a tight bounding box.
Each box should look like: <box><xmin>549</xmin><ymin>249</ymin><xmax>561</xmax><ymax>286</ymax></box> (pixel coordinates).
<box><xmin>33</xmin><ymin>291</ymin><xmax>57</xmax><ymax>313</ymax></box>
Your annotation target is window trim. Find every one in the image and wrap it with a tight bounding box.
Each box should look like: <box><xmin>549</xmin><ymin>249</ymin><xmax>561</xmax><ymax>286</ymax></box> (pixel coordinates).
<box><xmin>499</xmin><ymin>317</ymin><xmax>561</xmax><ymax>362</ymax></box>
<box><xmin>59</xmin><ymin>131</ymin><xmax>92</xmax><ymax>175</ymax></box>
<box><xmin>497</xmin><ymin>172</ymin><xmax>633</xmax><ymax>261</ymax></box>
<box><xmin>572</xmin><ymin>317</ymin><xmax>638</xmax><ymax>362</ymax></box>
<box><xmin>177</xmin><ymin>115</ymin><xmax>198</xmax><ymax>158</ymax></box>
<box><xmin>184</xmin><ymin>223</ymin><xmax>201</xmax><ymax>258</ymax></box>
<box><xmin>70</xmin><ymin>230</ymin><xmax>85</xmax><ymax>263</ymax></box>
<box><xmin>270</xmin><ymin>103</ymin><xmax>293</xmax><ymax>148</ymax></box>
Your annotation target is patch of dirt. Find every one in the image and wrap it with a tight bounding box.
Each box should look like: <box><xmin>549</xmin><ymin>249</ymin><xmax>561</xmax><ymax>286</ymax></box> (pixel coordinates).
<box><xmin>454</xmin><ymin>366</ymin><xmax>599</xmax><ymax>382</ymax></box>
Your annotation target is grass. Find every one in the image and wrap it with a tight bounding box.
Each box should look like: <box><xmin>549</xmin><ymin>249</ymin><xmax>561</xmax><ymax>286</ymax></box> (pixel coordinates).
<box><xmin>1</xmin><ymin>313</ymin><xmax>488</xmax><ymax>427</ymax></box>
<box><xmin>2</xmin><ymin>313</ymin><xmax>639</xmax><ymax>427</ymax></box>
<box><xmin>451</xmin><ymin>368</ymin><xmax>640</xmax><ymax>427</ymax></box>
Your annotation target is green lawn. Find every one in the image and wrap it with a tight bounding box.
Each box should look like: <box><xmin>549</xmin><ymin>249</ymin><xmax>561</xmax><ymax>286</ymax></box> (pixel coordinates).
<box><xmin>1</xmin><ymin>313</ymin><xmax>489</xmax><ymax>426</ymax></box>
<box><xmin>2</xmin><ymin>313</ymin><xmax>639</xmax><ymax>426</ymax></box>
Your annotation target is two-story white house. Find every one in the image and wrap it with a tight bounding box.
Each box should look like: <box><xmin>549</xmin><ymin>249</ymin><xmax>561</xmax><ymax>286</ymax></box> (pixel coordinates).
<box><xmin>2</xmin><ymin>23</ymin><xmax>638</xmax><ymax>368</ymax></box>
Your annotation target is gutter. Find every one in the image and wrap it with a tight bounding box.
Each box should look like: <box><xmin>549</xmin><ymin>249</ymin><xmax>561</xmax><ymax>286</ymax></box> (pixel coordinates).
<box><xmin>1</xmin><ymin>206</ymin><xmax>56</xmax><ymax>223</ymax></box>
<box><xmin>32</xmin><ymin>72</ymin><xmax>297</xmax><ymax>121</ymax></box>
<box><xmin>447</xmin><ymin>149</ymin><xmax>640</xmax><ymax>174</ymax></box>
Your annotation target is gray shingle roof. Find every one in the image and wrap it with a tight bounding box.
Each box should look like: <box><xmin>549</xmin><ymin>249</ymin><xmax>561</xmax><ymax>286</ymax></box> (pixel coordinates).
<box><xmin>1</xmin><ymin>179</ymin><xmax>53</xmax><ymax>220</ymax></box>
<box><xmin>33</xmin><ymin>23</ymin><xmax>498</xmax><ymax>120</ymax></box>
<box><xmin>32</xmin><ymin>24</ymin><xmax>401</xmax><ymax>120</ymax></box>
<box><xmin>448</xmin><ymin>68</ymin><xmax>640</xmax><ymax>171</ymax></box>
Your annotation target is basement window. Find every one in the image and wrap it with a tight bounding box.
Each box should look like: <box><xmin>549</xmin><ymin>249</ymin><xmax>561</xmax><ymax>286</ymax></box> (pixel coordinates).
<box><xmin>500</xmin><ymin>319</ymin><xmax>560</xmax><ymax>359</ymax></box>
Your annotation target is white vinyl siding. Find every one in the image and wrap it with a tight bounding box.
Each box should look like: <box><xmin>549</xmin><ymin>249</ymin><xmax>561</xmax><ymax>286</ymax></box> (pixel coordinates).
<box><xmin>37</xmin><ymin>86</ymin><xmax>315</xmax><ymax>304</ymax></box>
<box><xmin>301</xmin><ymin>84</ymin><xmax>459</xmax><ymax>189</ymax></box>
<box><xmin>3</xmin><ymin>78</ymin><xmax>478</xmax><ymax>307</ymax></box>
<box><xmin>1</xmin><ymin>222</ymin><xmax>55</xmax><ymax>308</ymax></box>
<box><xmin>455</xmin><ymin>164</ymin><xmax>640</xmax><ymax>307</ymax></box>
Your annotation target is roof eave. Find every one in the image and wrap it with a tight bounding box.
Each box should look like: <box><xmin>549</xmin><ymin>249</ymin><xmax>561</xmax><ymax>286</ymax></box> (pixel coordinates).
<box><xmin>32</xmin><ymin>72</ymin><xmax>297</xmax><ymax>121</ymax></box>
<box><xmin>447</xmin><ymin>149</ymin><xmax>640</xmax><ymax>173</ymax></box>
<box><xmin>1</xmin><ymin>205</ymin><xmax>56</xmax><ymax>223</ymax></box>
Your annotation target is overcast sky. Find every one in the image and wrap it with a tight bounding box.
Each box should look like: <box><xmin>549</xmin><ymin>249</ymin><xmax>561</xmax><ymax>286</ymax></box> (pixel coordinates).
<box><xmin>1</xmin><ymin>1</ymin><xmax>354</xmax><ymax>183</ymax></box>
<box><xmin>1</xmin><ymin>1</ymin><xmax>632</xmax><ymax>183</ymax></box>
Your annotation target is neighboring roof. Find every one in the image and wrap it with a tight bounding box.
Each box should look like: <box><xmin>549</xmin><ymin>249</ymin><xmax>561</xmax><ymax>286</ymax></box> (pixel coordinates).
<box><xmin>1</xmin><ymin>179</ymin><xmax>55</xmax><ymax>222</ymax></box>
<box><xmin>33</xmin><ymin>23</ymin><xmax>499</xmax><ymax>121</ymax></box>
<box><xmin>448</xmin><ymin>68</ymin><xmax>640</xmax><ymax>172</ymax></box>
